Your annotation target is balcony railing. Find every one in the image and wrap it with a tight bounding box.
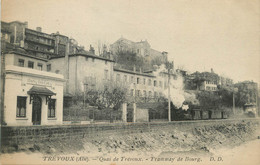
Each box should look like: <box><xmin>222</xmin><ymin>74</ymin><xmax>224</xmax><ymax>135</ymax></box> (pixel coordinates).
<box><xmin>25</xmin><ymin>37</ymin><xmax>55</xmax><ymax>47</ymax></box>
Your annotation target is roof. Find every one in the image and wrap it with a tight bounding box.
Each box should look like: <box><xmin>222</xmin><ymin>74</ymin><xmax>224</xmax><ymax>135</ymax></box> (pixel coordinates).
<box><xmin>25</xmin><ymin>28</ymin><xmax>55</xmax><ymax>40</ymax></box>
<box><xmin>114</xmin><ymin>68</ymin><xmax>155</xmax><ymax>78</ymax></box>
<box><xmin>27</xmin><ymin>86</ymin><xmax>56</xmax><ymax>96</ymax></box>
<box><xmin>51</xmin><ymin>53</ymin><xmax>114</xmax><ymax>62</ymax></box>
<box><xmin>113</xmin><ymin>37</ymin><xmax>135</xmax><ymax>45</ymax></box>
<box><xmin>10</xmin><ymin>21</ymin><xmax>27</xmax><ymax>25</ymax></box>
<box><xmin>5</xmin><ymin>50</ymin><xmax>49</xmax><ymax>62</ymax></box>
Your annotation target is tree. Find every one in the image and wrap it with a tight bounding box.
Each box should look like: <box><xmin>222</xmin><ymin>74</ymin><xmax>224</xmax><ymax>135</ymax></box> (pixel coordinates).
<box><xmin>234</xmin><ymin>81</ymin><xmax>258</xmax><ymax>107</ymax></box>
<box><xmin>185</xmin><ymin>71</ymin><xmax>220</xmax><ymax>90</ymax></box>
<box><xmin>114</xmin><ymin>49</ymin><xmax>144</xmax><ymax>71</ymax></box>
<box><xmin>217</xmin><ymin>85</ymin><xmax>233</xmax><ymax>107</ymax></box>
<box><xmin>197</xmin><ymin>91</ymin><xmax>222</xmax><ymax>110</ymax></box>
<box><xmin>85</xmin><ymin>81</ymin><xmax>128</xmax><ymax>122</ymax></box>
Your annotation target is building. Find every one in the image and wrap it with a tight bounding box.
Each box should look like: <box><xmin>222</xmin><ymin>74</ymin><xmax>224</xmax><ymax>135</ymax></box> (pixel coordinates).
<box><xmin>1</xmin><ymin>21</ymin><xmax>85</xmax><ymax>59</ymax></box>
<box><xmin>1</xmin><ymin>20</ymin><xmax>177</xmax><ymax>124</ymax></box>
<box><xmin>49</xmin><ymin>47</ymin><xmax>114</xmax><ymax>95</ymax></box>
<box><xmin>1</xmin><ymin>21</ymin><xmax>68</xmax><ymax>126</ymax></box>
<box><xmin>110</xmin><ymin>37</ymin><xmax>167</xmax><ymax>69</ymax></box>
<box><xmin>1</xmin><ymin>49</ymin><xmax>64</xmax><ymax>126</ymax></box>
<box><xmin>114</xmin><ymin>67</ymin><xmax>160</xmax><ymax>99</ymax></box>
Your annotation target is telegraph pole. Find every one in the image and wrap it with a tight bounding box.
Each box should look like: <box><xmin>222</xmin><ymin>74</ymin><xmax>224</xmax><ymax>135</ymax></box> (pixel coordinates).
<box><xmin>233</xmin><ymin>92</ymin><xmax>235</xmax><ymax>115</ymax></box>
<box><xmin>163</xmin><ymin>51</ymin><xmax>173</xmax><ymax>122</ymax></box>
<box><xmin>133</xmin><ymin>65</ymin><xmax>137</xmax><ymax>123</ymax></box>
<box><xmin>168</xmin><ymin>66</ymin><xmax>171</xmax><ymax>122</ymax></box>
<box><xmin>233</xmin><ymin>87</ymin><xmax>238</xmax><ymax>115</ymax></box>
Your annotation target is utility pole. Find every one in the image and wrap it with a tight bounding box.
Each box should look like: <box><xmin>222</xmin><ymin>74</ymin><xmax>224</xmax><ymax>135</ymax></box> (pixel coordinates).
<box><xmin>133</xmin><ymin>65</ymin><xmax>137</xmax><ymax>123</ymax></box>
<box><xmin>233</xmin><ymin>92</ymin><xmax>235</xmax><ymax>115</ymax></box>
<box><xmin>163</xmin><ymin>51</ymin><xmax>173</xmax><ymax>122</ymax></box>
<box><xmin>168</xmin><ymin>66</ymin><xmax>171</xmax><ymax>122</ymax></box>
<box><xmin>256</xmin><ymin>92</ymin><xmax>258</xmax><ymax>117</ymax></box>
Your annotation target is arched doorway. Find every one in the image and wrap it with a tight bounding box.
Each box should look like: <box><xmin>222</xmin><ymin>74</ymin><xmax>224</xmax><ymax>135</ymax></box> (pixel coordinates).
<box><xmin>32</xmin><ymin>96</ymin><xmax>42</xmax><ymax>125</ymax></box>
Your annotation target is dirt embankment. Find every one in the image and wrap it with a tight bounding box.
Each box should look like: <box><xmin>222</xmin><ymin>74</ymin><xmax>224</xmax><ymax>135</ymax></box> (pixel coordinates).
<box><xmin>2</xmin><ymin>119</ymin><xmax>260</xmax><ymax>157</ymax></box>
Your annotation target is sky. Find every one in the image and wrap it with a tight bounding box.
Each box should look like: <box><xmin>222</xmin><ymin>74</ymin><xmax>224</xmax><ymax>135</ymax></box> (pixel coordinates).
<box><xmin>1</xmin><ymin>0</ymin><xmax>259</xmax><ymax>83</ymax></box>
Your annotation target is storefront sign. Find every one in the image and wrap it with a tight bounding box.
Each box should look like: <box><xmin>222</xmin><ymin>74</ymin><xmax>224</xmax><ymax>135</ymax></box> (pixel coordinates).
<box><xmin>27</xmin><ymin>78</ymin><xmax>52</xmax><ymax>87</ymax></box>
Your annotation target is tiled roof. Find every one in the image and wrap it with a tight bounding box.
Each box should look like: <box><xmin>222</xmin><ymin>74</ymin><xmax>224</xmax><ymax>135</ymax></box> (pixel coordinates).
<box><xmin>114</xmin><ymin>68</ymin><xmax>155</xmax><ymax>77</ymax></box>
<box><xmin>51</xmin><ymin>53</ymin><xmax>114</xmax><ymax>62</ymax></box>
<box><xmin>28</xmin><ymin>86</ymin><xmax>56</xmax><ymax>96</ymax></box>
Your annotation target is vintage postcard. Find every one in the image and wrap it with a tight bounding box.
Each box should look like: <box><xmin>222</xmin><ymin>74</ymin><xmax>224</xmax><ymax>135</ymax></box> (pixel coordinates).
<box><xmin>1</xmin><ymin>0</ymin><xmax>260</xmax><ymax>165</ymax></box>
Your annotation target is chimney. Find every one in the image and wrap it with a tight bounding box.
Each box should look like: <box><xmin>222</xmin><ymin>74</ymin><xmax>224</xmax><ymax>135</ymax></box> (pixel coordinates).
<box><xmin>36</xmin><ymin>27</ymin><xmax>42</xmax><ymax>32</ymax></box>
<box><xmin>211</xmin><ymin>68</ymin><xmax>214</xmax><ymax>73</ymax></box>
<box><xmin>24</xmin><ymin>21</ymin><xmax>28</xmax><ymax>28</ymax></box>
<box><xmin>89</xmin><ymin>45</ymin><xmax>95</xmax><ymax>55</ymax></box>
<box><xmin>162</xmin><ymin>51</ymin><xmax>168</xmax><ymax>61</ymax></box>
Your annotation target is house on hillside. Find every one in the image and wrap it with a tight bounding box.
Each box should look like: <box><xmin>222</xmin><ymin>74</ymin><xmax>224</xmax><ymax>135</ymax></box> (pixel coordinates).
<box><xmin>110</xmin><ymin>37</ymin><xmax>167</xmax><ymax>70</ymax></box>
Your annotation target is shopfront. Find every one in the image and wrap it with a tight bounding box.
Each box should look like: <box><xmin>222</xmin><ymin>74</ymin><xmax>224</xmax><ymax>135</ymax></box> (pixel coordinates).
<box><xmin>3</xmin><ymin>65</ymin><xmax>64</xmax><ymax>126</ymax></box>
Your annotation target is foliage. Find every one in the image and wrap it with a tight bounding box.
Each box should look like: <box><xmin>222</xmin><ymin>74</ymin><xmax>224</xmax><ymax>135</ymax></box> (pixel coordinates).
<box><xmin>114</xmin><ymin>50</ymin><xmax>145</xmax><ymax>71</ymax></box>
<box><xmin>85</xmin><ymin>81</ymin><xmax>128</xmax><ymax>111</ymax></box>
<box><xmin>196</xmin><ymin>91</ymin><xmax>222</xmax><ymax>110</ymax></box>
<box><xmin>217</xmin><ymin>85</ymin><xmax>234</xmax><ymax>107</ymax></box>
<box><xmin>234</xmin><ymin>81</ymin><xmax>258</xmax><ymax>107</ymax></box>
<box><xmin>185</xmin><ymin>71</ymin><xmax>220</xmax><ymax>90</ymax></box>
<box><xmin>151</xmin><ymin>55</ymin><xmax>166</xmax><ymax>67</ymax></box>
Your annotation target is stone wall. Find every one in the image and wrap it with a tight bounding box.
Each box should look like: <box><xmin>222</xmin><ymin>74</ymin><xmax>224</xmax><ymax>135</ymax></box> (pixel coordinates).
<box><xmin>2</xmin><ymin>118</ymin><xmax>259</xmax><ymax>150</ymax></box>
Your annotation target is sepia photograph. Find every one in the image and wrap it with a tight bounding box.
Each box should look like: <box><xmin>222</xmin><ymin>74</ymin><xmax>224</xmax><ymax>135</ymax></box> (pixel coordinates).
<box><xmin>0</xmin><ymin>0</ymin><xmax>259</xmax><ymax>164</ymax></box>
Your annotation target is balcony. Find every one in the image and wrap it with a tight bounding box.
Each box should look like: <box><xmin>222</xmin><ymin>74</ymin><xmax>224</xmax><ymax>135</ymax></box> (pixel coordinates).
<box><xmin>25</xmin><ymin>37</ymin><xmax>55</xmax><ymax>47</ymax></box>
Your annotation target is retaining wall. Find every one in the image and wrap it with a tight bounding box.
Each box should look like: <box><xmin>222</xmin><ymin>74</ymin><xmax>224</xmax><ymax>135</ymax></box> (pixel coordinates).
<box><xmin>1</xmin><ymin>118</ymin><xmax>259</xmax><ymax>148</ymax></box>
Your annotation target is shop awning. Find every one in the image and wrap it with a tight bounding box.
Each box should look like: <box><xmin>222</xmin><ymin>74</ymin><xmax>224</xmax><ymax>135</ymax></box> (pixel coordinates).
<box><xmin>27</xmin><ymin>86</ymin><xmax>56</xmax><ymax>96</ymax></box>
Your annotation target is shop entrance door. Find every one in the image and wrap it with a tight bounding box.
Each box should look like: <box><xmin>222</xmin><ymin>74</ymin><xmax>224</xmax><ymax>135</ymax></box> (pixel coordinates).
<box><xmin>32</xmin><ymin>96</ymin><xmax>42</xmax><ymax>125</ymax></box>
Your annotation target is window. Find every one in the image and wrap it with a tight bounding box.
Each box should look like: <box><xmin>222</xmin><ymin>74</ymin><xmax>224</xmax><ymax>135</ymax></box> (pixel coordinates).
<box><xmin>143</xmin><ymin>78</ymin><xmax>146</xmax><ymax>85</ymax></box>
<box><xmin>16</xmin><ymin>96</ymin><xmax>26</xmax><ymax>117</ymax></box>
<box><xmin>137</xmin><ymin>77</ymin><xmax>140</xmax><ymax>84</ymax></box>
<box><xmin>37</xmin><ymin>63</ymin><xmax>43</xmax><ymax>71</ymax></box>
<box><xmin>154</xmin><ymin>80</ymin><xmax>157</xmax><ymax>87</ymax></box>
<box><xmin>124</xmin><ymin>75</ymin><xmax>127</xmax><ymax>82</ymax></box>
<box><xmin>18</xmin><ymin>59</ymin><xmax>24</xmax><ymax>67</ymax></box>
<box><xmin>104</xmin><ymin>70</ymin><xmax>109</xmax><ymax>80</ymax></box>
<box><xmin>48</xmin><ymin>99</ymin><xmax>56</xmax><ymax>118</ymax></box>
<box><xmin>47</xmin><ymin>64</ymin><xmax>51</xmax><ymax>72</ymax></box>
<box><xmin>28</xmin><ymin>61</ymin><xmax>34</xmax><ymax>69</ymax></box>
<box><xmin>148</xmin><ymin>79</ymin><xmax>151</xmax><ymax>86</ymax></box>
<box><xmin>137</xmin><ymin>90</ymin><xmax>141</xmax><ymax>96</ymax></box>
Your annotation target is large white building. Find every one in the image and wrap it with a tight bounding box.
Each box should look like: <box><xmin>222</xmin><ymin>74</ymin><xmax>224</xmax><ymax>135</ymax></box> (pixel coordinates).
<box><xmin>2</xmin><ymin>51</ymin><xmax>64</xmax><ymax>126</ymax></box>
